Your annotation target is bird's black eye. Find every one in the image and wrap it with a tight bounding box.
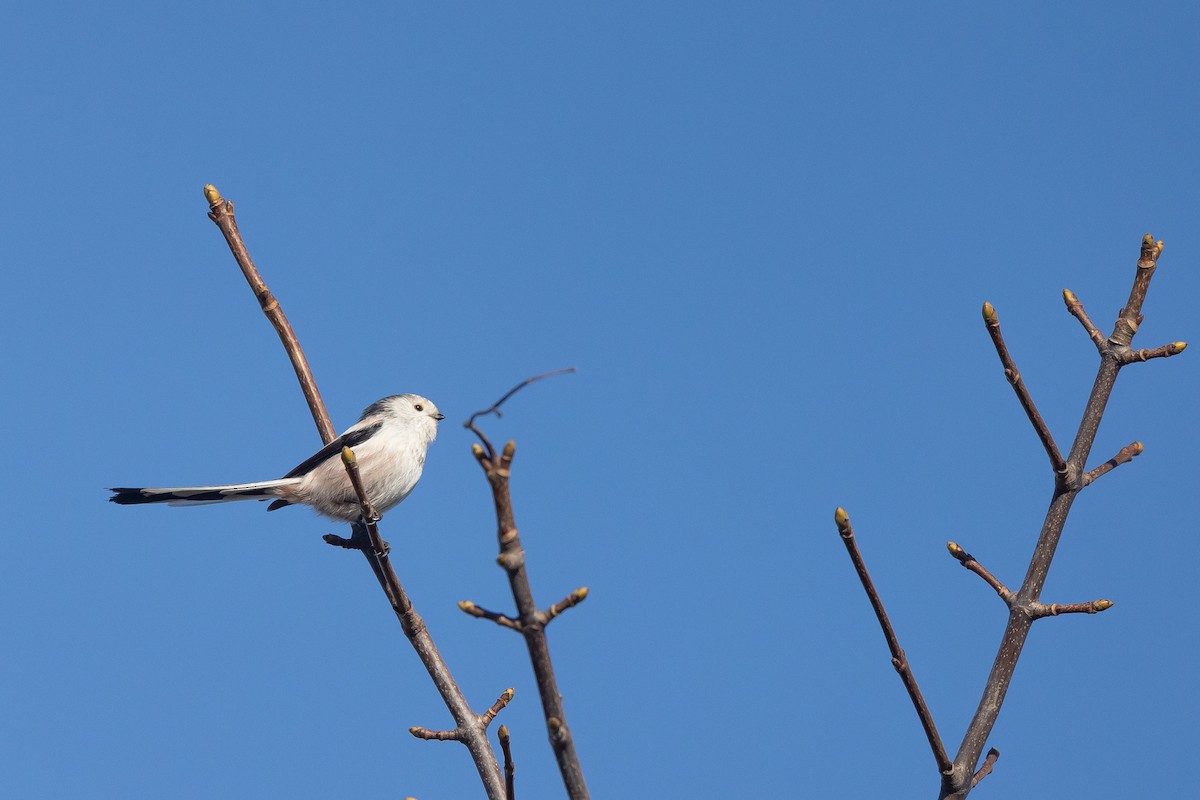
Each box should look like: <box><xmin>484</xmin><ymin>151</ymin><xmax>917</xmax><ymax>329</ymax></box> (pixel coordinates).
<box><xmin>414</xmin><ymin>404</ymin><xmax>424</xmax><ymax>411</ymax></box>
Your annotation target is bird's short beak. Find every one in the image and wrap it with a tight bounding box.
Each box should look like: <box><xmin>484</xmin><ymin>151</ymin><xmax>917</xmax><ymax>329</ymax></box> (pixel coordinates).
<box><xmin>433</xmin><ymin>412</ymin><xmax>446</xmax><ymax>421</ymax></box>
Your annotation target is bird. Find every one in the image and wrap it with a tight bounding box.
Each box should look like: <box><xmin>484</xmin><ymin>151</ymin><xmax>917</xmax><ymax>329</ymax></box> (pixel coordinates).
<box><xmin>110</xmin><ymin>394</ymin><xmax>444</xmax><ymax>522</ymax></box>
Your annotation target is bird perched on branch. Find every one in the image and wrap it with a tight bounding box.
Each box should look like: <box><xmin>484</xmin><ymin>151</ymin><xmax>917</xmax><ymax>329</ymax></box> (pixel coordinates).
<box><xmin>110</xmin><ymin>394</ymin><xmax>444</xmax><ymax>522</ymax></box>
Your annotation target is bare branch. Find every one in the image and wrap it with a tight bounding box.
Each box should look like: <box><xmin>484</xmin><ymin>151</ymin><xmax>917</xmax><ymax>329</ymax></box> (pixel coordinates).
<box><xmin>499</xmin><ymin>725</ymin><xmax>515</xmax><ymax>800</ymax></box>
<box><xmin>971</xmin><ymin>748</ymin><xmax>1000</xmax><ymax>788</ymax></box>
<box><xmin>981</xmin><ymin>302</ymin><xmax>1067</xmax><ymax>476</ymax></box>
<box><xmin>1107</xmin><ymin>235</ymin><xmax>1164</xmax><ymax>349</ymax></box>
<box><xmin>946</xmin><ymin>543</ymin><xmax>1013</xmax><ymax>606</ymax></box>
<box><xmin>458</xmin><ymin>600</ymin><xmax>523</xmax><ymax>631</ymax></box>
<box><xmin>339</xmin><ymin>446</ymin><xmax>381</xmax><ymax>524</ymax></box>
<box><xmin>1029</xmin><ymin>599</ymin><xmax>1114</xmax><ymax>619</ymax></box>
<box><xmin>1122</xmin><ymin>341</ymin><xmax>1187</xmax><ymax>364</ymax></box>
<box><xmin>1083</xmin><ymin>441</ymin><xmax>1143</xmax><ymax>486</ymax></box>
<box><xmin>835</xmin><ymin>509</ymin><xmax>952</xmax><ymax>775</ymax></box>
<box><xmin>204</xmin><ymin>184</ymin><xmax>505</xmax><ymax>800</ymax></box>
<box><xmin>481</xmin><ymin>688</ymin><xmax>516</xmax><ymax>729</ymax></box>
<box><xmin>544</xmin><ymin>587</ymin><xmax>590</xmax><ymax>625</ymax></box>
<box><xmin>204</xmin><ymin>185</ymin><xmax>336</xmax><ymax>443</ymax></box>
<box><xmin>1062</xmin><ymin>289</ymin><xmax>1105</xmax><ymax>351</ymax></box>
<box><xmin>941</xmin><ymin>234</ymin><xmax>1178</xmax><ymax>800</ymax></box>
<box><xmin>410</xmin><ymin>726</ymin><xmax>464</xmax><ymax>742</ymax></box>
<box><xmin>470</xmin><ymin>380</ymin><xmax>591</xmax><ymax>800</ymax></box>
<box><xmin>465</xmin><ymin>368</ymin><xmax>576</xmax><ymax>460</ymax></box>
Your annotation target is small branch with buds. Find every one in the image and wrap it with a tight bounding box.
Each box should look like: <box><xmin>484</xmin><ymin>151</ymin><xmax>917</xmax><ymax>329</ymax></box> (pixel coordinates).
<box><xmin>837</xmin><ymin>235</ymin><xmax>1183</xmax><ymax>800</ymax></box>
<box><xmin>981</xmin><ymin>301</ymin><xmax>1067</xmax><ymax>478</ymax></box>
<box><xmin>461</xmin><ymin>371</ymin><xmax>591</xmax><ymax>800</ymax></box>
<box><xmin>836</xmin><ymin>509</ymin><xmax>952</xmax><ymax>776</ymax></box>
<box><xmin>946</xmin><ymin>543</ymin><xmax>1014</xmax><ymax>606</ymax></box>
<box><xmin>203</xmin><ymin>184</ymin><xmax>506</xmax><ymax>800</ymax></box>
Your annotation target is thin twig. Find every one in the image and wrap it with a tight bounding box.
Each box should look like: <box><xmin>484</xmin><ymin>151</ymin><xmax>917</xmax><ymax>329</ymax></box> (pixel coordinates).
<box><xmin>981</xmin><ymin>301</ymin><xmax>1067</xmax><ymax>477</ymax></box>
<box><xmin>204</xmin><ymin>184</ymin><xmax>505</xmax><ymax>800</ymax></box>
<box><xmin>970</xmin><ymin>748</ymin><xmax>1000</xmax><ymax>788</ymax></box>
<box><xmin>1123</xmin><ymin>341</ymin><xmax>1187</xmax><ymax>363</ymax></box>
<box><xmin>544</xmin><ymin>587</ymin><xmax>590</xmax><ymax>624</ymax></box>
<box><xmin>1082</xmin><ymin>441</ymin><xmax>1144</xmax><ymax>486</ymax></box>
<box><xmin>1062</xmin><ymin>290</ymin><xmax>1105</xmax><ymax>351</ymax></box>
<box><xmin>481</xmin><ymin>688</ymin><xmax>517</xmax><ymax>728</ymax></box>
<box><xmin>836</xmin><ymin>509</ymin><xmax>952</xmax><ymax>776</ymax></box>
<box><xmin>499</xmin><ymin>725</ymin><xmax>516</xmax><ymax>800</ymax></box>
<box><xmin>946</xmin><ymin>543</ymin><xmax>1013</xmax><ymax>606</ymax></box>
<box><xmin>465</xmin><ymin>368</ymin><xmax>576</xmax><ymax>460</ymax></box>
<box><xmin>1029</xmin><ymin>599</ymin><xmax>1114</xmax><ymax>619</ymax></box>
<box><xmin>458</xmin><ymin>600</ymin><xmax>523</xmax><ymax>631</ymax></box>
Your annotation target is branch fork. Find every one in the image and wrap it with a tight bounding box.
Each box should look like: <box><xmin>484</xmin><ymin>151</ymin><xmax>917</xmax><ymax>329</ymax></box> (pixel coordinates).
<box><xmin>463</xmin><ymin>371</ymin><xmax>591</xmax><ymax>800</ymax></box>
<box><xmin>837</xmin><ymin>235</ymin><xmax>1183</xmax><ymax>799</ymax></box>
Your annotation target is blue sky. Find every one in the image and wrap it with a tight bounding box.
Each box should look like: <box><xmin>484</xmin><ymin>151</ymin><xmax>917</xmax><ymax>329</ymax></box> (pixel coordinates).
<box><xmin>2</xmin><ymin>2</ymin><xmax>1197</xmax><ymax>797</ymax></box>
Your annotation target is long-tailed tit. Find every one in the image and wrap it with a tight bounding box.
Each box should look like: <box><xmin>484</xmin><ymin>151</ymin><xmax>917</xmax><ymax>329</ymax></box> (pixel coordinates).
<box><xmin>110</xmin><ymin>394</ymin><xmax>444</xmax><ymax>522</ymax></box>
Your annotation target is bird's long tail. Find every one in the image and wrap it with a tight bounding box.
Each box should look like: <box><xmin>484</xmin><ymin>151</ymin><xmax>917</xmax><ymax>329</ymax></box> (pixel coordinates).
<box><xmin>109</xmin><ymin>478</ymin><xmax>303</xmax><ymax>508</ymax></box>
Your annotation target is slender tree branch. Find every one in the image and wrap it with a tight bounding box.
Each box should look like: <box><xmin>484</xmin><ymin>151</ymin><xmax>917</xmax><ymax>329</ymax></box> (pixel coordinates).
<box><xmin>1122</xmin><ymin>341</ymin><xmax>1187</xmax><ymax>364</ymax></box>
<box><xmin>544</xmin><ymin>587</ymin><xmax>590</xmax><ymax>624</ymax></box>
<box><xmin>499</xmin><ymin>725</ymin><xmax>516</xmax><ymax>800</ymax></box>
<box><xmin>481</xmin><ymin>688</ymin><xmax>517</xmax><ymax>728</ymax></box>
<box><xmin>946</xmin><ymin>543</ymin><xmax>1013</xmax><ymax>606</ymax></box>
<box><xmin>981</xmin><ymin>301</ymin><xmax>1067</xmax><ymax>477</ymax></box>
<box><xmin>204</xmin><ymin>184</ymin><xmax>505</xmax><ymax>800</ymax></box>
<box><xmin>1062</xmin><ymin>289</ymin><xmax>1105</xmax><ymax>351</ymax></box>
<box><xmin>465</xmin><ymin>373</ymin><xmax>591</xmax><ymax>800</ymax></box>
<box><xmin>938</xmin><ymin>234</ymin><xmax>1179</xmax><ymax>800</ymax></box>
<box><xmin>1082</xmin><ymin>441</ymin><xmax>1143</xmax><ymax>486</ymax></box>
<box><xmin>458</xmin><ymin>600</ymin><xmax>523</xmax><ymax>631</ymax></box>
<box><xmin>465</xmin><ymin>368</ymin><xmax>576</xmax><ymax>461</ymax></box>
<box><xmin>203</xmin><ymin>185</ymin><xmax>336</xmax><ymax>443</ymax></box>
<box><xmin>1029</xmin><ymin>599</ymin><xmax>1114</xmax><ymax>619</ymax></box>
<box><xmin>836</xmin><ymin>509</ymin><xmax>952</xmax><ymax>776</ymax></box>
<box><xmin>970</xmin><ymin>748</ymin><xmax>1000</xmax><ymax>788</ymax></box>
<box><xmin>340</xmin><ymin>446</ymin><xmax>382</xmax><ymax>524</ymax></box>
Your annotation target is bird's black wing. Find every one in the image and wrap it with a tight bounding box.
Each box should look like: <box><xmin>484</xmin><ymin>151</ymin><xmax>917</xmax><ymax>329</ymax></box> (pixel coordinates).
<box><xmin>281</xmin><ymin>421</ymin><xmax>384</xmax><ymax>479</ymax></box>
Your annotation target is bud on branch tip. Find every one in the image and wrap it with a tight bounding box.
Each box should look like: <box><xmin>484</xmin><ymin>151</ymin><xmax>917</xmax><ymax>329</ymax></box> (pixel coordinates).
<box><xmin>341</xmin><ymin>446</ymin><xmax>357</xmax><ymax>465</ymax></box>
<box><xmin>982</xmin><ymin>301</ymin><xmax>997</xmax><ymax>323</ymax></box>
